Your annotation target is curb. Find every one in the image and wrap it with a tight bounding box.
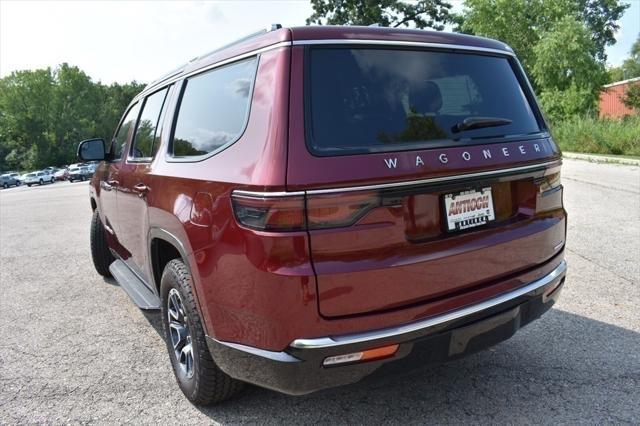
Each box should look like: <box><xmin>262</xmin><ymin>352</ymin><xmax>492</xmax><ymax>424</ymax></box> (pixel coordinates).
<box><xmin>562</xmin><ymin>152</ymin><xmax>640</xmax><ymax>166</ymax></box>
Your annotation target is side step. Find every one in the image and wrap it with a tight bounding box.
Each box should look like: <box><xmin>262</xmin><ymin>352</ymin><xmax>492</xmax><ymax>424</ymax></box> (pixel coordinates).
<box><xmin>109</xmin><ymin>260</ymin><xmax>161</xmax><ymax>310</ymax></box>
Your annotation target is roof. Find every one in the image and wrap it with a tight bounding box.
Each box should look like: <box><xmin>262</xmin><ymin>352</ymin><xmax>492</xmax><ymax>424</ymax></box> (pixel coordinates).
<box><xmin>603</xmin><ymin>76</ymin><xmax>640</xmax><ymax>88</ymax></box>
<box><xmin>141</xmin><ymin>25</ymin><xmax>513</xmax><ymax>97</ymax></box>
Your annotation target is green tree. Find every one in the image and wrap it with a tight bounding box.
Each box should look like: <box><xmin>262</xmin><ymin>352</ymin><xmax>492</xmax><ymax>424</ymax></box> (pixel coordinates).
<box><xmin>458</xmin><ymin>0</ymin><xmax>627</xmax><ymax>122</ymax></box>
<box><xmin>606</xmin><ymin>35</ymin><xmax>640</xmax><ymax>83</ymax></box>
<box><xmin>48</xmin><ymin>64</ymin><xmax>103</xmax><ymax>166</ymax></box>
<box><xmin>622</xmin><ymin>83</ymin><xmax>640</xmax><ymax>112</ymax></box>
<box><xmin>95</xmin><ymin>81</ymin><xmax>145</xmax><ymax>143</ymax></box>
<box><xmin>459</xmin><ymin>0</ymin><xmax>628</xmax><ymax>72</ymax></box>
<box><xmin>620</xmin><ymin>34</ymin><xmax>640</xmax><ymax>79</ymax></box>
<box><xmin>607</xmin><ymin>65</ymin><xmax>625</xmax><ymax>83</ymax></box>
<box><xmin>0</xmin><ymin>64</ymin><xmax>144</xmax><ymax>171</ymax></box>
<box><xmin>532</xmin><ymin>17</ymin><xmax>605</xmax><ymax>91</ymax></box>
<box><xmin>0</xmin><ymin>68</ymin><xmax>54</xmax><ymax>169</ymax></box>
<box><xmin>532</xmin><ymin>17</ymin><xmax>606</xmax><ymax>121</ymax></box>
<box><xmin>307</xmin><ymin>0</ymin><xmax>453</xmax><ymax>29</ymax></box>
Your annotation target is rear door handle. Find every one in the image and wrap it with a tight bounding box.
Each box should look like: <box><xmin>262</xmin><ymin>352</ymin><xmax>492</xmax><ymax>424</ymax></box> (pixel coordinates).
<box><xmin>133</xmin><ymin>183</ymin><xmax>149</xmax><ymax>197</ymax></box>
<box><xmin>102</xmin><ymin>180</ymin><xmax>118</xmax><ymax>191</ymax></box>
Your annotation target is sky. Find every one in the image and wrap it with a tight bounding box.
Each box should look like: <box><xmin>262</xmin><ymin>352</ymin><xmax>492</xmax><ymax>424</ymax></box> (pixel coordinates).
<box><xmin>1</xmin><ymin>0</ymin><xmax>638</xmax><ymax>85</ymax></box>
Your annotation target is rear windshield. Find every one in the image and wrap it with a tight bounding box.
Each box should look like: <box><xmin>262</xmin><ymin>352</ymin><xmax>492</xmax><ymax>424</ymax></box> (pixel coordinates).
<box><xmin>306</xmin><ymin>47</ymin><xmax>542</xmax><ymax>156</ymax></box>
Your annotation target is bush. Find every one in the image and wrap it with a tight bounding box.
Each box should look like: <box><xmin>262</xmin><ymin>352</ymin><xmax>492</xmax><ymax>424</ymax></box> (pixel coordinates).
<box><xmin>551</xmin><ymin>115</ymin><xmax>640</xmax><ymax>156</ymax></box>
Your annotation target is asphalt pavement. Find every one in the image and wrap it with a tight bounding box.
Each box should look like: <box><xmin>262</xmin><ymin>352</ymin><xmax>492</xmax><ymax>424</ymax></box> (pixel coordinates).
<box><xmin>0</xmin><ymin>159</ymin><xmax>639</xmax><ymax>424</ymax></box>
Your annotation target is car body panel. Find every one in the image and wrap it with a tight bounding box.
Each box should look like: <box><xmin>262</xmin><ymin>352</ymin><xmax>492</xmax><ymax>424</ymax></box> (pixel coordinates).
<box><xmin>86</xmin><ymin>26</ymin><xmax>567</xmax><ymax>386</ymax></box>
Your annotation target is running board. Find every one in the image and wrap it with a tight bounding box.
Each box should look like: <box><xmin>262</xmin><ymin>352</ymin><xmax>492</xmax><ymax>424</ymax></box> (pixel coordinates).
<box><xmin>109</xmin><ymin>260</ymin><xmax>161</xmax><ymax>310</ymax></box>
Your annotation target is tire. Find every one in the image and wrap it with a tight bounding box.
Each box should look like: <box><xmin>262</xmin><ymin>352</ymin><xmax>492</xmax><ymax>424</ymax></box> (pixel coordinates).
<box><xmin>39</xmin><ymin>179</ymin><xmax>43</xmax><ymax>185</ymax></box>
<box><xmin>27</xmin><ymin>184</ymin><xmax>32</xmax><ymax>187</ymax></box>
<box><xmin>90</xmin><ymin>210</ymin><xmax>115</xmax><ymax>277</ymax></box>
<box><xmin>2</xmin><ymin>183</ymin><xmax>7</xmax><ymax>189</ymax></box>
<box><xmin>81</xmin><ymin>175</ymin><xmax>86</xmax><ymax>182</ymax></box>
<box><xmin>51</xmin><ymin>177</ymin><xmax>55</xmax><ymax>183</ymax></box>
<box><xmin>161</xmin><ymin>259</ymin><xmax>243</xmax><ymax>405</ymax></box>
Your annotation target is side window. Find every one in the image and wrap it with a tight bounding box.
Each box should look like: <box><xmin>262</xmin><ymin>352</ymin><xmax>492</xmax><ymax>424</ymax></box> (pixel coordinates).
<box><xmin>131</xmin><ymin>87</ymin><xmax>169</xmax><ymax>160</ymax></box>
<box><xmin>111</xmin><ymin>103</ymin><xmax>140</xmax><ymax>161</ymax></box>
<box><xmin>171</xmin><ymin>57</ymin><xmax>257</xmax><ymax>158</ymax></box>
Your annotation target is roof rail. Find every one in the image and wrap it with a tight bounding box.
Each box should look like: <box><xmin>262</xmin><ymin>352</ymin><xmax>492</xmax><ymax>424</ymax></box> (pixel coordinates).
<box><xmin>195</xmin><ymin>24</ymin><xmax>283</xmax><ymax>63</ymax></box>
<box><xmin>143</xmin><ymin>24</ymin><xmax>283</xmax><ymax>93</ymax></box>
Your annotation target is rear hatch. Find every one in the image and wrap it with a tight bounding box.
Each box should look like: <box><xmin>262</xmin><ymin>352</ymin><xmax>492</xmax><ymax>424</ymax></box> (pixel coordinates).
<box><xmin>287</xmin><ymin>42</ymin><xmax>565</xmax><ymax>318</ymax></box>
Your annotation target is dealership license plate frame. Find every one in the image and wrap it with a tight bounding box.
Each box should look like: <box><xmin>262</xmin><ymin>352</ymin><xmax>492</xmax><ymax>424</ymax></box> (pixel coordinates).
<box><xmin>443</xmin><ymin>187</ymin><xmax>496</xmax><ymax>232</ymax></box>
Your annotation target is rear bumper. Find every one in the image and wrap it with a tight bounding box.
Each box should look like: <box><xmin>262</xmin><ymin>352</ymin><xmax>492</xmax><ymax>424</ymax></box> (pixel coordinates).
<box><xmin>206</xmin><ymin>260</ymin><xmax>566</xmax><ymax>395</ymax></box>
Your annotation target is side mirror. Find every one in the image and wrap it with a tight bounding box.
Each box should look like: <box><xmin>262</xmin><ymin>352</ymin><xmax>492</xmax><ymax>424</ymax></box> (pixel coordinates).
<box><xmin>78</xmin><ymin>138</ymin><xmax>106</xmax><ymax>161</ymax></box>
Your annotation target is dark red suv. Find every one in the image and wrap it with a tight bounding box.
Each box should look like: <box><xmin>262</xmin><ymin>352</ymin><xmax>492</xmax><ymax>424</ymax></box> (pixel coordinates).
<box><xmin>78</xmin><ymin>25</ymin><xmax>567</xmax><ymax>405</ymax></box>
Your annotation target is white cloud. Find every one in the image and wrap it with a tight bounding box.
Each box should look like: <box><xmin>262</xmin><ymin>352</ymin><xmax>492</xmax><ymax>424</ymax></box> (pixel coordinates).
<box><xmin>0</xmin><ymin>0</ymin><xmax>313</xmax><ymax>84</ymax></box>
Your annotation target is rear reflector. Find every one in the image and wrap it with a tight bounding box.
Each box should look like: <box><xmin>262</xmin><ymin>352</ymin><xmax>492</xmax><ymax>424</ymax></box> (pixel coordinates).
<box><xmin>323</xmin><ymin>344</ymin><xmax>399</xmax><ymax>366</ymax></box>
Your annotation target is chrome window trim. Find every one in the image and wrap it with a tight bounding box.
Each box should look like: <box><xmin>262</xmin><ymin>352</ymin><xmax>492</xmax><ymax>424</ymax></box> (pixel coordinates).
<box><xmin>232</xmin><ymin>160</ymin><xmax>561</xmax><ymax>198</ymax></box>
<box><xmin>291</xmin><ymin>39</ymin><xmax>515</xmax><ymax>56</ymax></box>
<box><xmin>137</xmin><ymin>41</ymin><xmax>291</xmax><ymax>100</ymax></box>
<box><xmin>140</xmin><ymin>39</ymin><xmax>514</xmax><ymax>99</ymax></box>
<box><xmin>291</xmin><ymin>260</ymin><xmax>567</xmax><ymax>350</ymax></box>
<box><xmin>165</xmin><ymin>55</ymin><xmax>260</xmax><ymax>163</ymax></box>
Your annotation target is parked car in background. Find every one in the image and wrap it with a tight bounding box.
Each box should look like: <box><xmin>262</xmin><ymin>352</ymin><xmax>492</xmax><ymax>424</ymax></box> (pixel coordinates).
<box><xmin>68</xmin><ymin>166</ymin><xmax>91</xmax><ymax>182</ymax></box>
<box><xmin>86</xmin><ymin>161</ymin><xmax>99</xmax><ymax>173</ymax></box>
<box><xmin>78</xmin><ymin>25</ymin><xmax>567</xmax><ymax>405</ymax></box>
<box><xmin>0</xmin><ymin>174</ymin><xmax>20</xmax><ymax>188</ymax></box>
<box><xmin>24</xmin><ymin>170</ymin><xmax>55</xmax><ymax>186</ymax></box>
<box><xmin>8</xmin><ymin>172</ymin><xmax>22</xmax><ymax>184</ymax></box>
<box><xmin>54</xmin><ymin>168</ymin><xmax>69</xmax><ymax>181</ymax></box>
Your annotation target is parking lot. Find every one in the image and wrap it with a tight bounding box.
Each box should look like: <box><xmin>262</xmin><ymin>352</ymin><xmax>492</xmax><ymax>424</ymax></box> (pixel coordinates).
<box><xmin>0</xmin><ymin>158</ymin><xmax>638</xmax><ymax>424</ymax></box>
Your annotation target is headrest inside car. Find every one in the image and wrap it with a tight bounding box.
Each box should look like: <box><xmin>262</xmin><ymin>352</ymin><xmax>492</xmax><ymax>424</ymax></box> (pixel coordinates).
<box><xmin>409</xmin><ymin>81</ymin><xmax>443</xmax><ymax>114</ymax></box>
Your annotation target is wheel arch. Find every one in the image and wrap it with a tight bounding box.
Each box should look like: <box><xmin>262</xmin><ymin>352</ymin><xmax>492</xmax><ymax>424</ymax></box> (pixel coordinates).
<box><xmin>148</xmin><ymin>228</ymin><xmax>192</xmax><ymax>293</ymax></box>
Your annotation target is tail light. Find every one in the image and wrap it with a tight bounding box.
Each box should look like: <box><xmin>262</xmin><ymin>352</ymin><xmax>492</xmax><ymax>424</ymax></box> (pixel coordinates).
<box><xmin>536</xmin><ymin>172</ymin><xmax>561</xmax><ymax>194</ymax></box>
<box><xmin>535</xmin><ymin>172</ymin><xmax>563</xmax><ymax>213</ymax></box>
<box><xmin>231</xmin><ymin>190</ymin><xmax>381</xmax><ymax>231</ymax></box>
<box><xmin>306</xmin><ymin>191</ymin><xmax>380</xmax><ymax>229</ymax></box>
<box><xmin>231</xmin><ymin>193</ymin><xmax>305</xmax><ymax>231</ymax></box>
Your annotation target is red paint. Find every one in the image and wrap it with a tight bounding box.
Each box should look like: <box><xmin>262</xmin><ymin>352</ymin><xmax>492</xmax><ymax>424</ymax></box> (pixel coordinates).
<box><xmin>599</xmin><ymin>78</ymin><xmax>639</xmax><ymax>119</ymax></box>
<box><xmin>89</xmin><ymin>26</ymin><xmax>566</xmax><ymax>352</ymax></box>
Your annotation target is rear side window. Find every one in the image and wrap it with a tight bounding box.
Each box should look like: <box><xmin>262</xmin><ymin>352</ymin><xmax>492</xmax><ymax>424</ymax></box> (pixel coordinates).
<box><xmin>307</xmin><ymin>48</ymin><xmax>542</xmax><ymax>156</ymax></box>
<box><xmin>171</xmin><ymin>57</ymin><xmax>257</xmax><ymax>158</ymax></box>
<box><xmin>131</xmin><ymin>87</ymin><xmax>169</xmax><ymax>160</ymax></box>
<box><xmin>111</xmin><ymin>103</ymin><xmax>140</xmax><ymax>161</ymax></box>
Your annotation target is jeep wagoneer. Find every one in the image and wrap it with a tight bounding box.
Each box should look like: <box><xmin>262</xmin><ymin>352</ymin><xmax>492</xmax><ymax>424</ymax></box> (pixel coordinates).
<box><xmin>78</xmin><ymin>25</ymin><xmax>567</xmax><ymax>405</ymax></box>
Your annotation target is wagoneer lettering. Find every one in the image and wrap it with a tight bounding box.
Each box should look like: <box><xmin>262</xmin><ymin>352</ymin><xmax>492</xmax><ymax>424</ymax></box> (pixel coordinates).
<box><xmin>385</xmin><ymin>140</ymin><xmax>550</xmax><ymax>171</ymax></box>
<box><xmin>78</xmin><ymin>25</ymin><xmax>567</xmax><ymax>406</ymax></box>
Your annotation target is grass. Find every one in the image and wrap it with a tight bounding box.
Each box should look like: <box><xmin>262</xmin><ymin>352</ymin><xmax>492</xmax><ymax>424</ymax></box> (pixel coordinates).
<box><xmin>551</xmin><ymin>115</ymin><xmax>640</xmax><ymax>157</ymax></box>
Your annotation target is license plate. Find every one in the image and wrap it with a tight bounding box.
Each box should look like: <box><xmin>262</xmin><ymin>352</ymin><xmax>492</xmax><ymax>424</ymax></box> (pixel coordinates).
<box><xmin>444</xmin><ymin>187</ymin><xmax>495</xmax><ymax>232</ymax></box>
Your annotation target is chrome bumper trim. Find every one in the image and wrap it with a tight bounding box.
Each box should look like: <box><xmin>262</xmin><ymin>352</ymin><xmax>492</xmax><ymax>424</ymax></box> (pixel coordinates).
<box><xmin>210</xmin><ymin>338</ymin><xmax>300</xmax><ymax>363</ymax></box>
<box><xmin>291</xmin><ymin>260</ymin><xmax>567</xmax><ymax>350</ymax></box>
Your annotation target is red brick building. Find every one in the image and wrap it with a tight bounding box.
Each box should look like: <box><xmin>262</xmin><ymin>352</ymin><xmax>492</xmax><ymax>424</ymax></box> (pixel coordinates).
<box><xmin>599</xmin><ymin>77</ymin><xmax>640</xmax><ymax>119</ymax></box>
